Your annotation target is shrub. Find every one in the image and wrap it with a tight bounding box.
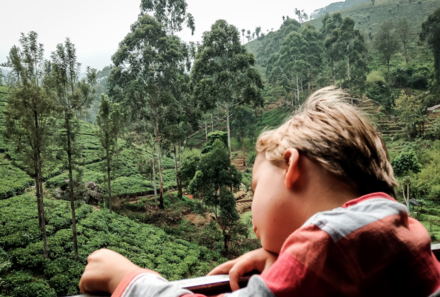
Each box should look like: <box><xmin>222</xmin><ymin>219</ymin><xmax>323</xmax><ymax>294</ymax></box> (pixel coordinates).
<box><xmin>391</xmin><ymin>149</ymin><xmax>422</xmax><ymax>176</ymax></box>
<box><xmin>0</xmin><ymin>164</ymin><xmax>34</xmax><ymax>200</ymax></box>
<box><xmin>247</xmin><ymin>152</ymin><xmax>257</xmax><ymax>166</ymax></box>
<box><xmin>366</xmin><ymin>71</ymin><xmax>386</xmax><ymax>85</ymax></box>
<box><xmin>410</xmin><ymin>73</ymin><xmax>428</xmax><ymax>89</ymax></box>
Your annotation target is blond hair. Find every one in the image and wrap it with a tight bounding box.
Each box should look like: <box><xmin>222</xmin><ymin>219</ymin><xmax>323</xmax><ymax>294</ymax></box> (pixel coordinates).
<box><xmin>256</xmin><ymin>86</ymin><xmax>398</xmax><ymax>196</ymax></box>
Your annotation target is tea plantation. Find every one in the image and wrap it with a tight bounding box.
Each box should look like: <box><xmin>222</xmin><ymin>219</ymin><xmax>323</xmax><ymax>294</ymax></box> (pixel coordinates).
<box><xmin>0</xmin><ymin>193</ymin><xmax>227</xmax><ymax>297</ymax></box>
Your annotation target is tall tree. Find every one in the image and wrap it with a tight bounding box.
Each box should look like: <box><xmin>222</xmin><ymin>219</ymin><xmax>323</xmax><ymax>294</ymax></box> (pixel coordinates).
<box><xmin>396</xmin><ymin>18</ymin><xmax>410</xmax><ymax>64</ymax></box>
<box><xmin>294</xmin><ymin>8</ymin><xmax>308</xmax><ymax>23</ymax></box>
<box><xmin>189</xmin><ymin>137</ymin><xmax>241</xmax><ymax>254</ymax></box>
<box><xmin>371</xmin><ymin>0</ymin><xmax>376</xmax><ymax>5</ymax></box>
<box><xmin>337</xmin><ymin>17</ymin><xmax>368</xmax><ymax>94</ymax></box>
<box><xmin>267</xmin><ymin>25</ymin><xmax>324</xmax><ymax>107</ymax></box>
<box><xmin>191</xmin><ymin>20</ymin><xmax>264</xmax><ymax>155</ymax></box>
<box><xmin>2</xmin><ymin>32</ymin><xmax>53</xmax><ymax>258</ymax></box>
<box><xmin>242</xmin><ymin>29</ymin><xmax>245</xmax><ymax>44</ymax></box>
<box><xmin>131</xmin><ymin>116</ymin><xmax>160</xmax><ymax>208</ymax></box>
<box><xmin>110</xmin><ymin>12</ymin><xmax>190</xmax><ymax>208</ymax></box>
<box><xmin>96</xmin><ymin>95</ymin><xmax>124</xmax><ymax>214</ymax></box>
<box><xmin>420</xmin><ymin>7</ymin><xmax>440</xmax><ymax>84</ymax></box>
<box><xmin>231</xmin><ymin>106</ymin><xmax>256</xmax><ymax>167</ymax></box>
<box><xmin>267</xmin><ymin>31</ymin><xmax>308</xmax><ymax>107</ymax></box>
<box><xmin>373</xmin><ymin>20</ymin><xmax>400</xmax><ymax>74</ymax></box>
<box><xmin>321</xmin><ymin>13</ymin><xmax>343</xmax><ymax>85</ymax></box>
<box><xmin>163</xmin><ymin>72</ymin><xmax>199</xmax><ymax>198</ymax></box>
<box><xmin>300</xmin><ymin>24</ymin><xmax>325</xmax><ymax>91</ymax></box>
<box><xmin>395</xmin><ymin>90</ymin><xmax>423</xmax><ymax>140</ymax></box>
<box><xmin>48</xmin><ymin>38</ymin><xmax>97</xmax><ymax>261</ymax></box>
<box><xmin>140</xmin><ymin>0</ymin><xmax>195</xmax><ymax>35</ymax></box>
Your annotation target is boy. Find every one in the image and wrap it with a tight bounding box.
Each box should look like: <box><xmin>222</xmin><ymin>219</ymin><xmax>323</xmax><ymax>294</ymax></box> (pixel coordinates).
<box><xmin>80</xmin><ymin>87</ymin><xmax>440</xmax><ymax>296</ymax></box>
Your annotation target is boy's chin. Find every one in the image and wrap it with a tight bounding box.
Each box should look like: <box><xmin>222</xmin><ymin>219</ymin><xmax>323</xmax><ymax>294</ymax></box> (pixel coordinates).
<box><xmin>262</xmin><ymin>239</ymin><xmax>283</xmax><ymax>254</ymax></box>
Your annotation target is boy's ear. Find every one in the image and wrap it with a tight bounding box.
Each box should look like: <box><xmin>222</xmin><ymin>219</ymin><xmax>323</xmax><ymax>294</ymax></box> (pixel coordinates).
<box><xmin>284</xmin><ymin>148</ymin><xmax>300</xmax><ymax>189</ymax></box>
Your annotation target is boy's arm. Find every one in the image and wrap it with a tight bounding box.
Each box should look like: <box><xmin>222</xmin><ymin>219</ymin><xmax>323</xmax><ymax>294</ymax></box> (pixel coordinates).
<box><xmin>80</xmin><ymin>248</ymin><xmax>278</xmax><ymax>297</ymax></box>
<box><xmin>207</xmin><ymin>248</ymin><xmax>277</xmax><ymax>291</ymax></box>
<box><xmin>112</xmin><ymin>270</ymin><xmax>275</xmax><ymax>297</ymax></box>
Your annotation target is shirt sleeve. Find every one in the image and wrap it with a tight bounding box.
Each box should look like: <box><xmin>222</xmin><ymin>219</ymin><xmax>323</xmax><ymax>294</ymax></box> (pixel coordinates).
<box><xmin>112</xmin><ymin>270</ymin><xmax>276</xmax><ymax>297</ymax></box>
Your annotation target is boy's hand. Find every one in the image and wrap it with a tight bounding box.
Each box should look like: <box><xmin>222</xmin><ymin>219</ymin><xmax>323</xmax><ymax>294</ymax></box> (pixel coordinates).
<box><xmin>79</xmin><ymin>249</ymin><xmax>140</xmax><ymax>294</ymax></box>
<box><xmin>207</xmin><ymin>248</ymin><xmax>278</xmax><ymax>291</ymax></box>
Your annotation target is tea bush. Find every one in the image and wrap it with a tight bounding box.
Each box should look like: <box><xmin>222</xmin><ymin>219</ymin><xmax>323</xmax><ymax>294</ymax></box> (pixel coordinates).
<box><xmin>0</xmin><ymin>163</ymin><xmax>34</xmax><ymax>200</ymax></box>
<box><xmin>0</xmin><ymin>193</ymin><xmax>226</xmax><ymax>297</ymax></box>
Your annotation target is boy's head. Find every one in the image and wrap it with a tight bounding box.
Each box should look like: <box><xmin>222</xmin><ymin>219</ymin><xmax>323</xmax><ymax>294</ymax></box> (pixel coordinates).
<box><xmin>251</xmin><ymin>87</ymin><xmax>398</xmax><ymax>253</ymax></box>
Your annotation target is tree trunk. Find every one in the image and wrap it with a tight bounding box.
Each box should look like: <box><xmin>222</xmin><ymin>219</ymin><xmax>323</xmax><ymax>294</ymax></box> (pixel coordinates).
<box><xmin>66</xmin><ymin>118</ymin><xmax>79</xmax><ymax>261</ymax></box>
<box><xmin>178</xmin><ymin>142</ymin><xmax>182</xmax><ymax>168</ymax></box>
<box><xmin>150</xmin><ymin>147</ymin><xmax>158</xmax><ymax>209</ymax></box>
<box><xmin>36</xmin><ymin>152</ymin><xmax>48</xmax><ymax>258</ymax></box>
<box><xmin>106</xmin><ymin>146</ymin><xmax>112</xmax><ymax>214</ymax></box>
<box><xmin>331</xmin><ymin>60</ymin><xmax>336</xmax><ymax>85</ymax></box>
<box><xmin>296</xmin><ymin>74</ymin><xmax>300</xmax><ymax>108</ymax></box>
<box><xmin>205</xmin><ymin>121</ymin><xmax>208</xmax><ymax>142</ymax></box>
<box><xmin>173</xmin><ymin>145</ymin><xmax>182</xmax><ymax>198</ymax></box>
<box><xmin>34</xmin><ymin>111</ymin><xmax>48</xmax><ymax>258</ymax></box>
<box><xmin>407</xmin><ymin>182</ymin><xmax>410</xmax><ymax>215</ymax></box>
<box><xmin>223</xmin><ymin>228</ymin><xmax>230</xmax><ymax>256</ymax></box>
<box><xmin>225</xmin><ymin>102</ymin><xmax>231</xmax><ymax>156</ymax></box>
<box><xmin>242</xmin><ymin>138</ymin><xmax>246</xmax><ymax>167</ymax></box>
<box><xmin>35</xmin><ymin>173</ymin><xmax>42</xmax><ymax>228</ymax></box>
<box><xmin>404</xmin><ymin>41</ymin><xmax>408</xmax><ymax>64</ymax></box>
<box><xmin>211</xmin><ymin>114</ymin><xmax>214</xmax><ymax>132</ymax></box>
<box><xmin>115</xmin><ymin>137</ymin><xmax>119</xmax><ymax>170</ymax></box>
<box><xmin>154</xmin><ymin>114</ymin><xmax>164</xmax><ymax>209</ymax></box>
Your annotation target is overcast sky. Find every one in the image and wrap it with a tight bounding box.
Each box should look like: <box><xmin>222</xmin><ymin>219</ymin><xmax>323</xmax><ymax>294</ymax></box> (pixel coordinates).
<box><xmin>1</xmin><ymin>0</ymin><xmax>336</xmax><ymax>71</ymax></box>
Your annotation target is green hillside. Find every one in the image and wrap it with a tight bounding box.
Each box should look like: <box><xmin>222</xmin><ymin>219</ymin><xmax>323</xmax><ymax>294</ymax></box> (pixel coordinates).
<box><xmin>246</xmin><ymin>0</ymin><xmax>440</xmax><ymax>78</ymax></box>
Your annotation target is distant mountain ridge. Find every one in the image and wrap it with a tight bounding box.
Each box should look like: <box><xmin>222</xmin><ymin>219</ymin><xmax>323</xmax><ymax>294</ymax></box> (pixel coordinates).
<box><xmin>310</xmin><ymin>0</ymin><xmax>370</xmax><ymax>20</ymax></box>
<box><xmin>246</xmin><ymin>0</ymin><xmax>440</xmax><ymax>79</ymax></box>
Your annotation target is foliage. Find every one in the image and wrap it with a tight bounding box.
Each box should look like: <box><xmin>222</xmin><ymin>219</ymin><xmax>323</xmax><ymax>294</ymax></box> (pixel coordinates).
<box><xmin>188</xmin><ymin>138</ymin><xmax>242</xmax><ymax>254</ymax></box>
<box><xmin>96</xmin><ymin>94</ymin><xmax>124</xmax><ymax>213</ymax></box>
<box><xmin>246</xmin><ymin>152</ymin><xmax>257</xmax><ymax>167</ymax></box>
<box><xmin>267</xmin><ymin>25</ymin><xmax>324</xmax><ymax>107</ymax></box>
<box><xmin>0</xmin><ymin>193</ymin><xmax>226</xmax><ymax>296</ymax></box>
<box><xmin>2</xmin><ymin>31</ymin><xmax>55</xmax><ymax>258</ymax></box>
<box><xmin>201</xmin><ymin>131</ymin><xmax>228</xmax><ymax>154</ymax></box>
<box><xmin>415</xmin><ymin>145</ymin><xmax>440</xmax><ymax>200</ymax></box>
<box><xmin>139</xmin><ymin>0</ymin><xmax>195</xmax><ymax>35</ymax></box>
<box><xmin>396</xmin><ymin>18</ymin><xmax>410</xmax><ymax>64</ymax></box>
<box><xmin>366</xmin><ymin>70</ymin><xmax>386</xmax><ymax>84</ymax></box>
<box><xmin>178</xmin><ymin>153</ymin><xmax>201</xmax><ymax>186</ymax></box>
<box><xmin>373</xmin><ymin>20</ymin><xmax>401</xmax><ymax>73</ymax></box>
<box><xmin>420</xmin><ymin>7</ymin><xmax>440</xmax><ymax>84</ymax></box>
<box><xmin>110</xmin><ymin>11</ymin><xmax>190</xmax><ymax>209</ymax></box>
<box><xmin>391</xmin><ymin>149</ymin><xmax>422</xmax><ymax>176</ymax></box>
<box><xmin>191</xmin><ymin>19</ymin><xmax>264</xmax><ymax>154</ymax></box>
<box><xmin>395</xmin><ymin>90</ymin><xmax>424</xmax><ymax>140</ymax></box>
<box><xmin>48</xmin><ymin>38</ymin><xmax>98</xmax><ymax>261</ymax></box>
<box><xmin>231</xmin><ymin>107</ymin><xmax>257</xmax><ymax>166</ymax></box>
<box><xmin>366</xmin><ymin>83</ymin><xmax>398</xmax><ymax>111</ymax></box>
<box><xmin>0</xmin><ymin>161</ymin><xmax>34</xmax><ymax>200</ymax></box>
<box><xmin>432</xmin><ymin>117</ymin><xmax>440</xmax><ymax>140</ymax></box>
